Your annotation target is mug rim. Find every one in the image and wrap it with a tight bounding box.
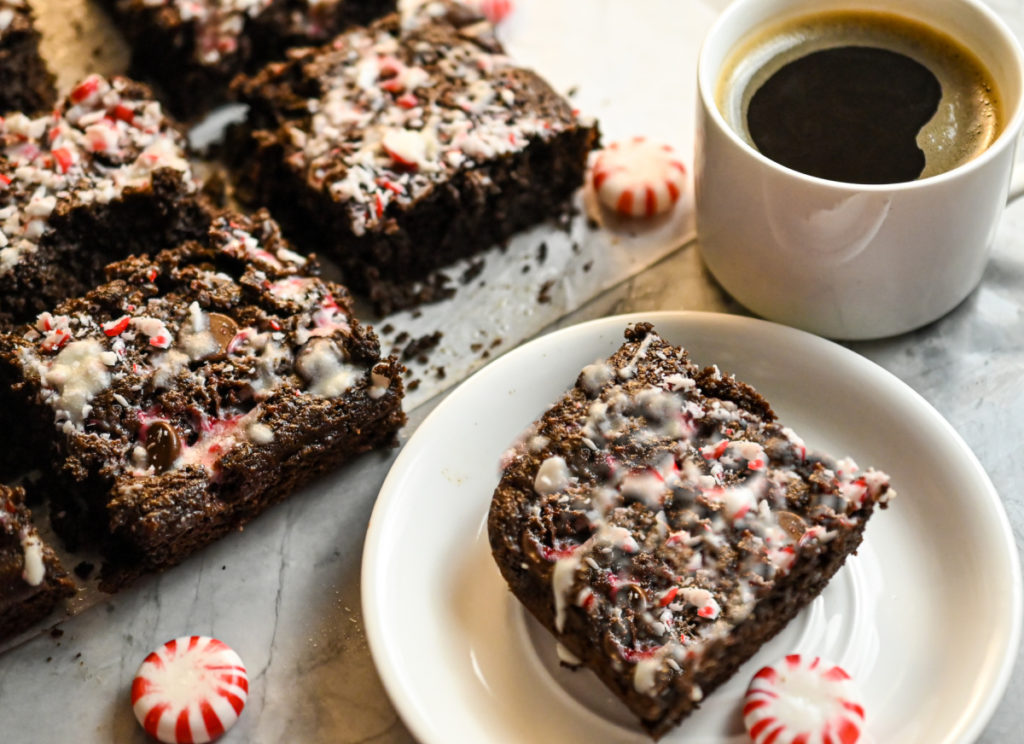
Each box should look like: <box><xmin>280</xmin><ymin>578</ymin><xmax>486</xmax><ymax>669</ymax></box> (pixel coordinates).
<box><xmin>697</xmin><ymin>0</ymin><xmax>1024</xmax><ymax>192</ymax></box>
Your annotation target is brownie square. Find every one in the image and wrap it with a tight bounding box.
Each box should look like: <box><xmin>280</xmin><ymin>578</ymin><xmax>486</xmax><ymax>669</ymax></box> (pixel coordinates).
<box><xmin>0</xmin><ymin>210</ymin><xmax>405</xmax><ymax>589</ymax></box>
<box><xmin>102</xmin><ymin>0</ymin><xmax>396</xmax><ymax>118</ymax></box>
<box><xmin>0</xmin><ymin>74</ymin><xmax>212</xmax><ymax>328</ymax></box>
<box><xmin>488</xmin><ymin>323</ymin><xmax>893</xmax><ymax>737</ymax></box>
<box><xmin>0</xmin><ymin>0</ymin><xmax>56</xmax><ymax>115</ymax></box>
<box><xmin>232</xmin><ymin>3</ymin><xmax>599</xmax><ymax>313</ymax></box>
<box><xmin>0</xmin><ymin>485</ymin><xmax>75</xmax><ymax>641</ymax></box>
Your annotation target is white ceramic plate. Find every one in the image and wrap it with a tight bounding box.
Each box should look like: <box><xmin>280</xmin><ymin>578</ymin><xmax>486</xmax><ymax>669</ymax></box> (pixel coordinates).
<box><xmin>362</xmin><ymin>311</ymin><xmax>1022</xmax><ymax>743</ymax></box>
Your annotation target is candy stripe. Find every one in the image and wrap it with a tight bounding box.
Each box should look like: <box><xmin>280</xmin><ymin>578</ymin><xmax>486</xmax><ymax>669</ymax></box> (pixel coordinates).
<box><xmin>744</xmin><ymin>656</ymin><xmax>864</xmax><ymax>744</ymax></box>
<box><xmin>591</xmin><ymin>137</ymin><xmax>686</xmax><ymax>218</ymax></box>
<box><xmin>131</xmin><ymin>636</ymin><xmax>248</xmax><ymax>744</ymax></box>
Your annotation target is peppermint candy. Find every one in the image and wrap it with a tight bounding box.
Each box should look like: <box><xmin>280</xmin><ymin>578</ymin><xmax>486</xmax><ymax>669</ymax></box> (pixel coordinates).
<box><xmin>591</xmin><ymin>136</ymin><xmax>686</xmax><ymax>218</ymax></box>
<box><xmin>744</xmin><ymin>655</ymin><xmax>865</xmax><ymax>744</ymax></box>
<box><xmin>131</xmin><ymin>636</ymin><xmax>249</xmax><ymax>744</ymax></box>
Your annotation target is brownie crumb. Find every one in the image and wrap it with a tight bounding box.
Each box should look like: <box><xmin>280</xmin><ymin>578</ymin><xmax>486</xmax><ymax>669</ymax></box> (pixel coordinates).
<box><xmin>571</xmin><ymin>242</ymin><xmax>581</xmax><ymax>254</ymax></box>
<box><xmin>435</xmin><ymin>366</ymin><xmax>446</xmax><ymax>379</ymax></box>
<box><xmin>470</xmin><ymin>343</ymin><xmax>484</xmax><ymax>352</ymax></box>
<box><xmin>73</xmin><ymin>561</ymin><xmax>94</xmax><ymax>580</ymax></box>
<box><xmin>461</xmin><ymin>259</ymin><xmax>486</xmax><ymax>284</ymax></box>
<box><xmin>521</xmin><ymin>265</ymin><xmax>531</xmax><ymax>274</ymax></box>
<box><xmin>490</xmin><ymin>338</ymin><xmax>502</xmax><ymax>348</ymax></box>
<box><xmin>408</xmin><ymin>379</ymin><xmax>421</xmax><ymax>391</ymax></box>
<box><xmin>381</xmin><ymin>323</ymin><xmax>395</xmax><ymax>335</ymax></box>
<box><xmin>402</xmin><ymin>331</ymin><xmax>443</xmax><ymax>361</ymax></box>
<box><xmin>583</xmin><ymin>261</ymin><xmax>593</xmax><ymax>273</ymax></box>
<box><xmin>394</xmin><ymin>331</ymin><xmax>410</xmax><ymax>345</ymax></box>
<box><xmin>49</xmin><ymin>627</ymin><xmax>64</xmax><ymax>639</ymax></box>
<box><xmin>481</xmin><ymin>350</ymin><xmax>491</xmax><ymax>360</ymax></box>
<box><xmin>412</xmin><ymin>310</ymin><xmax>423</xmax><ymax>319</ymax></box>
<box><xmin>537</xmin><ymin>242</ymin><xmax>548</xmax><ymax>264</ymax></box>
<box><xmin>538</xmin><ymin>280</ymin><xmax>556</xmax><ymax>304</ymax></box>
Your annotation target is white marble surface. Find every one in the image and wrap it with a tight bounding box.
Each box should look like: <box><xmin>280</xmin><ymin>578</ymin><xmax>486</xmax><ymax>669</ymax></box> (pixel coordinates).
<box><xmin>3</xmin><ymin>0</ymin><xmax>1024</xmax><ymax>742</ymax></box>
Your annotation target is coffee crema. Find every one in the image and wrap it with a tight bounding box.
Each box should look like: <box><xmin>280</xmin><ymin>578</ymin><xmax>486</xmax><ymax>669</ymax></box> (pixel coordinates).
<box><xmin>716</xmin><ymin>10</ymin><xmax>1004</xmax><ymax>184</ymax></box>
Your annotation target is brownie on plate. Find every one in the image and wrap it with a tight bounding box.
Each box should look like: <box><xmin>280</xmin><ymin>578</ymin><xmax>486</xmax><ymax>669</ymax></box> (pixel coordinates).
<box><xmin>0</xmin><ymin>210</ymin><xmax>405</xmax><ymax>589</ymax></box>
<box><xmin>232</xmin><ymin>2</ymin><xmax>598</xmax><ymax>313</ymax></box>
<box><xmin>101</xmin><ymin>0</ymin><xmax>396</xmax><ymax>118</ymax></box>
<box><xmin>0</xmin><ymin>0</ymin><xmax>55</xmax><ymax>115</ymax></box>
<box><xmin>488</xmin><ymin>323</ymin><xmax>893</xmax><ymax>737</ymax></box>
<box><xmin>0</xmin><ymin>485</ymin><xmax>75</xmax><ymax>641</ymax></box>
<box><xmin>0</xmin><ymin>74</ymin><xmax>211</xmax><ymax>328</ymax></box>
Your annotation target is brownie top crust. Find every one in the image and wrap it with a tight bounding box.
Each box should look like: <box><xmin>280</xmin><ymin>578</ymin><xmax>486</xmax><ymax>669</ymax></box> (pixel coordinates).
<box><xmin>0</xmin><ymin>74</ymin><xmax>194</xmax><ymax>277</ymax></box>
<box><xmin>490</xmin><ymin>324</ymin><xmax>893</xmax><ymax>707</ymax></box>
<box><xmin>3</xmin><ymin>210</ymin><xmax>397</xmax><ymax>487</ymax></box>
<box><xmin>238</xmin><ymin>3</ymin><xmax>589</xmax><ymax>237</ymax></box>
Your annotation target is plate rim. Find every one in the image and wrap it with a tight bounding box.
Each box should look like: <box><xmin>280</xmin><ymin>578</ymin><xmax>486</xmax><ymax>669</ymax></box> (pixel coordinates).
<box><xmin>361</xmin><ymin>310</ymin><xmax>1023</xmax><ymax>743</ymax></box>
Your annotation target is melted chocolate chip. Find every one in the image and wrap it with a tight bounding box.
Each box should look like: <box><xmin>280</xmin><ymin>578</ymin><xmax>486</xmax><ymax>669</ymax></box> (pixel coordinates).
<box><xmin>145</xmin><ymin>421</ymin><xmax>180</xmax><ymax>473</ymax></box>
<box><xmin>776</xmin><ymin>511</ymin><xmax>807</xmax><ymax>541</ymax></box>
<box><xmin>206</xmin><ymin>312</ymin><xmax>239</xmax><ymax>360</ymax></box>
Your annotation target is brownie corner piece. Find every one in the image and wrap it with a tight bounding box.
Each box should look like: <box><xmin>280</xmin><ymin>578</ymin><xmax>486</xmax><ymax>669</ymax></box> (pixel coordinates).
<box><xmin>0</xmin><ymin>485</ymin><xmax>75</xmax><ymax>642</ymax></box>
<box><xmin>103</xmin><ymin>0</ymin><xmax>397</xmax><ymax>119</ymax></box>
<box><xmin>487</xmin><ymin>323</ymin><xmax>893</xmax><ymax>737</ymax></box>
<box><xmin>0</xmin><ymin>73</ymin><xmax>212</xmax><ymax>328</ymax></box>
<box><xmin>0</xmin><ymin>0</ymin><xmax>56</xmax><ymax>115</ymax></box>
<box><xmin>1</xmin><ymin>209</ymin><xmax>405</xmax><ymax>589</ymax></box>
<box><xmin>232</xmin><ymin>3</ymin><xmax>599</xmax><ymax>310</ymax></box>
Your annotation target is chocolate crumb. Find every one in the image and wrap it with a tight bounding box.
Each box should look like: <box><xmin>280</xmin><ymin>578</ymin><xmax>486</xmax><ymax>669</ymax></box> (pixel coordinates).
<box><xmin>408</xmin><ymin>379</ymin><xmax>421</xmax><ymax>391</ymax></box>
<box><xmin>73</xmin><ymin>561</ymin><xmax>94</xmax><ymax>579</ymax></box>
<box><xmin>470</xmin><ymin>343</ymin><xmax>483</xmax><ymax>352</ymax></box>
<box><xmin>460</xmin><ymin>259</ymin><xmax>485</xmax><ymax>284</ymax></box>
<box><xmin>381</xmin><ymin>323</ymin><xmax>395</xmax><ymax>335</ymax></box>
<box><xmin>412</xmin><ymin>310</ymin><xmax>423</xmax><ymax>319</ymax></box>
<box><xmin>538</xmin><ymin>279</ymin><xmax>555</xmax><ymax>304</ymax></box>
<box><xmin>402</xmin><ymin>331</ymin><xmax>443</xmax><ymax>361</ymax></box>
<box><xmin>583</xmin><ymin>261</ymin><xmax>593</xmax><ymax>273</ymax></box>
<box><xmin>481</xmin><ymin>350</ymin><xmax>491</xmax><ymax>359</ymax></box>
<box><xmin>50</xmin><ymin>627</ymin><xmax>64</xmax><ymax>639</ymax></box>
<box><xmin>571</xmin><ymin>242</ymin><xmax>581</xmax><ymax>254</ymax></box>
<box><xmin>537</xmin><ymin>242</ymin><xmax>548</xmax><ymax>263</ymax></box>
<box><xmin>566</xmin><ymin>85</ymin><xmax>579</xmax><ymax>98</ymax></box>
<box><xmin>490</xmin><ymin>338</ymin><xmax>502</xmax><ymax>348</ymax></box>
<box><xmin>394</xmin><ymin>331</ymin><xmax>410</xmax><ymax>344</ymax></box>
<box><xmin>521</xmin><ymin>265</ymin><xmax>531</xmax><ymax>274</ymax></box>
<box><xmin>435</xmin><ymin>366</ymin><xmax>446</xmax><ymax>379</ymax></box>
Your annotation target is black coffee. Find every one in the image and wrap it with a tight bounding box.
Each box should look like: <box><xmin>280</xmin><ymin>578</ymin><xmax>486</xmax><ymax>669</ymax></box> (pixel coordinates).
<box><xmin>716</xmin><ymin>11</ymin><xmax>1003</xmax><ymax>184</ymax></box>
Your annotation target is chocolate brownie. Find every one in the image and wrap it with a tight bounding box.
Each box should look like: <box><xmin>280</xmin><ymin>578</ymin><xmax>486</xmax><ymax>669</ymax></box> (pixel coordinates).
<box><xmin>0</xmin><ymin>210</ymin><xmax>405</xmax><ymax>589</ymax></box>
<box><xmin>0</xmin><ymin>0</ymin><xmax>56</xmax><ymax>115</ymax></box>
<box><xmin>0</xmin><ymin>485</ymin><xmax>75</xmax><ymax>641</ymax></box>
<box><xmin>0</xmin><ymin>74</ymin><xmax>211</xmax><ymax>328</ymax></box>
<box><xmin>488</xmin><ymin>323</ymin><xmax>893</xmax><ymax>737</ymax></box>
<box><xmin>102</xmin><ymin>0</ymin><xmax>396</xmax><ymax>118</ymax></box>
<box><xmin>232</xmin><ymin>3</ymin><xmax>599</xmax><ymax>313</ymax></box>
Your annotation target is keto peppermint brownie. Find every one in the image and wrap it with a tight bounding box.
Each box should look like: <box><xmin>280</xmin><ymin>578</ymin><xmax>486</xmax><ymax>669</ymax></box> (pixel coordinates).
<box><xmin>233</xmin><ymin>3</ymin><xmax>598</xmax><ymax>312</ymax></box>
<box><xmin>0</xmin><ymin>74</ymin><xmax>211</xmax><ymax>328</ymax></box>
<box><xmin>0</xmin><ymin>0</ymin><xmax>55</xmax><ymax>115</ymax></box>
<box><xmin>0</xmin><ymin>210</ymin><xmax>405</xmax><ymax>589</ymax></box>
<box><xmin>0</xmin><ymin>485</ymin><xmax>75</xmax><ymax>641</ymax></box>
<box><xmin>488</xmin><ymin>324</ymin><xmax>893</xmax><ymax>737</ymax></box>
<box><xmin>102</xmin><ymin>0</ymin><xmax>396</xmax><ymax>118</ymax></box>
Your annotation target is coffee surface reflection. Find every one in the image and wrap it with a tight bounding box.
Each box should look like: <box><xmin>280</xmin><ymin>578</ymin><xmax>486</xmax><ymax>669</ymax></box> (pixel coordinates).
<box><xmin>716</xmin><ymin>10</ymin><xmax>1003</xmax><ymax>184</ymax></box>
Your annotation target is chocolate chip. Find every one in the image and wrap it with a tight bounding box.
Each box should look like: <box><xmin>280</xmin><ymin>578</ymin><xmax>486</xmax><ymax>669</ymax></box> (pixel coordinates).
<box><xmin>776</xmin><ymin>511</ymin><xmax>807</xmax><ymax>540</ymax></box>
<box><xmin>145</xmin><ymin>421</ymin><xmax>180</xmax><ymax>473</ymax></box>
<box><xmin>207</xmin><ymin>313</ymin><xmax>239</xmax><ymax>360</ymax></box>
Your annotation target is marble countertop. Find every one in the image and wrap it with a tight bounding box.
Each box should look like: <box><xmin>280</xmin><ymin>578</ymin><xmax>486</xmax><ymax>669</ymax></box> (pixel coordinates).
<box><xmin>3</xmin><ymin>1</ymin><xmax>1024</xmax><ymax>742</ymax></box>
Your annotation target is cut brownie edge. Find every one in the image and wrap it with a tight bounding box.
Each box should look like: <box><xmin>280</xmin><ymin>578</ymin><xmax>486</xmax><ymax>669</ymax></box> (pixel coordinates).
<box><xmin>0</xmin><ymin>486</ymin><xmax>75</xmax><ymax>642</ymax></box>
<box><xmin>487</xmin><ymin>323</ymin><xmax>892</xmax><ymax>737</ymax></box>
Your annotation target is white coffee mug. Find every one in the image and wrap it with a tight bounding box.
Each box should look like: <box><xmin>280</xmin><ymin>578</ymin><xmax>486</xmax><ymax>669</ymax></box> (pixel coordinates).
<box><xmin>695</xmin><ymin>0</ymin><xmax>1024</xmax><ymax>340</ymax></box>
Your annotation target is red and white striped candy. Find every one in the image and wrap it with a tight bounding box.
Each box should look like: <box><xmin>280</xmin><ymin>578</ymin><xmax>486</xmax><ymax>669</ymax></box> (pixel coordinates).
<box><xmin>472</xmin><ymin>0</ymin><xmax>514</xmax><ymax>24</ymax></box>
<box><xmin>744</xmin><ymin>655</ymin><xmax>865</xmax><ymax>744</ymax></box>
<box><xmin>591</xmin><ymin>137</ymin><xmax>686</xmax><ymax>218</ymax></box>
<box><xmin>131</xmin><ymin>636</ymin><xmax>248</xmax><ymax>744</ymax></box>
